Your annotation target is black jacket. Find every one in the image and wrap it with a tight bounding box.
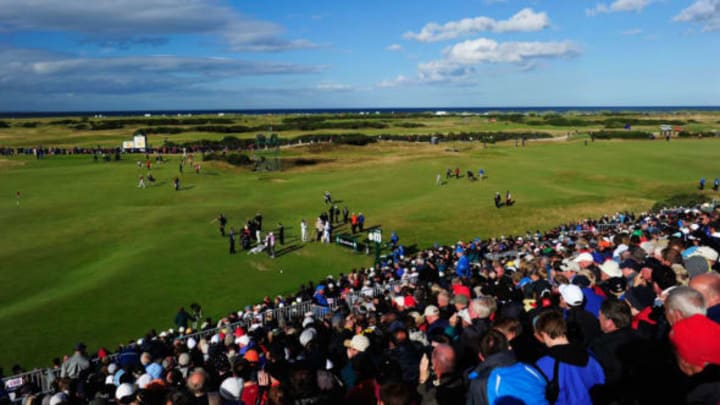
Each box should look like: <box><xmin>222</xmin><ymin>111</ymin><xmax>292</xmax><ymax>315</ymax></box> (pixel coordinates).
<box><xmin>566</xmin><ymin>306</ymin><xmax>601</xmax><ymax>348</ymax></box>
<box><xmin>417</xmin><ymin>372</ymin><xmax>466</xmax><ymax>405</ymax></box>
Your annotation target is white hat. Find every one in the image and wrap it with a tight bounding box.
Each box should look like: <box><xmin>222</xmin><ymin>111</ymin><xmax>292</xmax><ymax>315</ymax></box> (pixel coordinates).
<box><xmin>692</xmin><ymin>246</ymin><xmax>719</xmax><ymax>262</ymax></box>
<box><xmin>559</xmin><ymin>284</ymin><xmax>584</xmax><ymax>307</ymax></box>
<box><xmin>348</xmin><ymin>335</ymin><xmax>370</xmax><ymax>352</ymax></box>
<box><xmin>237</xmin><ymin>335</ymin><xmax>250</xmax><ymax>347</ymax></box>
<box><xmin>50</xmin><ymin>393</ymin><xmax>68</xmax><ymax>405</ymax></box>
<box><xmin>573</xmin><ymin>252</ymin><xmax>594</xmax><ymax>263</ymax></box>
<box><xmin>302</xmin><ymin>316</ymin><xmax>314</xmax><ymax>328</ymax></box>
<box><xmin>115</xmin><ymin>383</ymin><xmax>136</xmax><ymax>400</ymax></box>
<box><xmin>600</xmin><ymin>260</ymin><xmax>622</xmax><ymax>278</ymax></box>
<box><xmin>299</xmin><ymin>328</ymin><xmax>317</xmax><ymax>347</ymax></box>
<box><xmin>186</xmin><ymin>337</ymin><xmax>197</xmax><ymax>350</ymax></box>
<box><xmin>210</xmin><ymin>334</ymin><xmax>221</xmax><ymax>345</ymax></box>
<box><xmin>136</xmin><ymin>373</ymin><xmax>152</xmax><ymax>389</ymax></box>
<box><xmin>560</xmin><ymin>259</ymin><xmax>580</xmax><ymax>273</ymax></box>
<box><xmin>219</xmin><ymin>377</ymin><xmax>244</xmax><ymax>401</ymax></box>
<box><xmin>423</xmin><ymin>305</ymin><xmax>439</xmax><ymax>317</ymax></box>
<box><xmin>107</xmin><ymin>363</ymin><xmax>118</xmax><ymax>375</ymax></box>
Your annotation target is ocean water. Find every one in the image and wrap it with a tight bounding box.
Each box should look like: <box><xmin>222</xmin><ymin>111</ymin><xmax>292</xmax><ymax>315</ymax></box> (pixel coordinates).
<box><xmin>0</xmin><ymin>106</ymin><xmax>718</xmax><ymax>118</ymax></box>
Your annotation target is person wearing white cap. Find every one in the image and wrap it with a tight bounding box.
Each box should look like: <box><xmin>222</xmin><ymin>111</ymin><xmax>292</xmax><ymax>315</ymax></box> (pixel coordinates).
<box><xmin>691</xmin><ymin>246</ymin><xmax>719</xmax><ymax>265</ymax></box>
<box><xmin>559</xmin><ymin>284</ymin><xmax>601</xmax><ymax>346</ymax></box>
<box><xmin>219</xmin><ymin>377</ymin><xmax>245</xmax><ymax>403</ymax></box>
<box><xmin>573</xmin><ymin>252</ymin><xmax>595</xmax><ymax>269</ymax></box>
<box><xmin>424</xmin><ymin>305</ymin><xmax>450</xmax><ymax>339</ymax></box>
<box><xmin>299</xmin><ymin>328</ymin><xmax>317</xmax><ymax>347</ymax></box>
<box><xmin>136</xmin><ymin>373</ymin><xmax>152</xmax><ymax>390</ymax></box>
<box><xmin>115</xmin><ymin>383</ymin><xmax>136</xmax><ymax>403</ymax></box>
<box><xmin>345</xmin><ymin>334</ymin><xmax>370</xmax><ymax>359</ymax></box>
<box><xmin>599</xmin><ymin>260</ymin><xmax>622</xmax><ymax>281</ymax></box>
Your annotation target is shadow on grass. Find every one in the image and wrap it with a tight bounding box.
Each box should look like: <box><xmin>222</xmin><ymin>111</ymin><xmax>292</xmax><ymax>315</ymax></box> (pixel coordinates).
<box><xmin>276</xmin><ymin>244</ymin><xmax>304</xmax><ymax>258</ymax></box>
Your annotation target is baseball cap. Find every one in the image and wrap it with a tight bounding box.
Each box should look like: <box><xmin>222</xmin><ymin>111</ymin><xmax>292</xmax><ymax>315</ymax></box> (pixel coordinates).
<box><xmin>350</xmin><ymin>335</ymin><xmax>370</xmax><ymax>352</ymax></box>
<box><xmin>115</xmin><ymin>383</ymin><xmax>136</xmax><ymax>401</ymax></box>
<box><xmin>607</xmin><ymin>277</ymin><xmax>628</xmax><ymax>295</ymax></box>
<box><xmin>684</xmin><ymin>256</ymin><xmax>710</xmax><ymax>278</ymax></box>
<box><xmin>691</xmin><ymin>246</ymin><xmax>719</xmax><ymax>263</ymax></box>
<box><xmin>423</xmin><ymin>305</ymin><xmax>440</xmax><ymax>317</ymax></box>
<box><xmin>559</xmin><ymin>284</ymin><xmax>583</xmax><ymax>307</ymax></box>
<box><xmin>600</xmin><ymin>260</ymin><xmax>622</xmax><ymax>278</ymax></box>
<box><xmin>670</xmin><ymin>315</ymin><xmax>720</xmax><ymax>368</ymax></box>
<box><xmin>219</xmin><ymin>377</ymin><xmax>244</xmax><ymax>401</ymax></box>
<box><xmin>625</xmin><ymin>286</ymin><xmax>655</xmax><ymax>311</ymax></box>
<box><xmin>453</xmin><ymin>294</ymin><xmax>469</xmax><ymax>306</ymax></box>
<box><xmin>573</xmin><ymin>252</ymin><xmax>594</xmax><ymax>263</ymax></box>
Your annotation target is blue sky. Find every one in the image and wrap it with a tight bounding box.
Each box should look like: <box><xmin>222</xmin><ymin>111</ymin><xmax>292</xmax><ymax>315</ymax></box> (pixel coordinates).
<box><xmin>0</xmin><ymin>0</ymin><xmax>718</xmax><ymax>110</ymax></box>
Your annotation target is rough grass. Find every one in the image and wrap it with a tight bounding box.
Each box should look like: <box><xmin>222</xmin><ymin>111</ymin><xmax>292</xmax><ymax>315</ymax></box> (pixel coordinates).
<box><xmin>0</xmin><ymin>137</ymin><xmax>719</xmax><ymax>368</ymax></box>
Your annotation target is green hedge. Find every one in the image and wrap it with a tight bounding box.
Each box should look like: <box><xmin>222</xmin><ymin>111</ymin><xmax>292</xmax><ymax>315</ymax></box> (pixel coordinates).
<box><xmin>591</xmin><ymin>131</ymin><xmax>654</xmax><ymax>139</ymax></box>
<box><xmin>677</xmin><ymin>131</ymin><xmax>718</xmax><ymax>138</ymax></box>
<box><xmin>202</xmin><ymin>152</ymin><xmax>253</xmax><ymax>166</ymax></box>
<box><xmin>651</xmin><ymin>193</ymin><xmax>712</xmax><ymax>211</ymax></box>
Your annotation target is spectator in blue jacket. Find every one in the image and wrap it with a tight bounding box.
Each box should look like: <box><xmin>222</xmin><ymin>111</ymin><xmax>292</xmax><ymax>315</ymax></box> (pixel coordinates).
<box><xmin>534</xmin><ymin>310</ymin><xmax>605</xmax><ymax>405</ymax></box>
<box><xmin>455</xmin><ymin>247</ymin><xmax>470</xmax><ymax>279</ymax></box>
<box><xmin>466</xmin><ymin>329</ymin><xmax>548</xmax><ymax>405</ymax></box>
<box><xmin>312</xmin><ymin>285</ymin><xmax>329</xmax><ymax>307</ymax></box>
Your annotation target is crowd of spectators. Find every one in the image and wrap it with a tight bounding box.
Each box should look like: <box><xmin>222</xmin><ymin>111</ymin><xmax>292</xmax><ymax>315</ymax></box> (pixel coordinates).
<box><xmin>3</xmin><ymin>205</ymin><xmax>720</xmax><ymax>405</ymax></box>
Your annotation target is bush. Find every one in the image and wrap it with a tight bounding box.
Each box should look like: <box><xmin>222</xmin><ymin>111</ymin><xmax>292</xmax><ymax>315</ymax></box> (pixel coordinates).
<box><xmin>0</xmin><ymin>121</ymin><xmax>10</xmax><ymax>128</ymax></box>
<box><xmin>294</xmin><ymin>133</ymin><xmax>376</xmax><ymax>146</ymax></box>
<box><xmin>591</xmin><ymin>131</ymin><xmax>653</xmax><ymax>140</ymax></box>
<box><xmin>677</xmin><ymin>131</ymin><xmax>717</xmax><ymax>138</ymax></box>
<box><xmin>139</xmin><ymin>126</ymin><xmax>185</xmax><ymax>134</ymax></box>
<box><xmin>226</xmin><ymin>153</ymin><xmax>252</xmax><ymax>166</ymax></box>
<box><xmin>203</xmin><ymin>152</ymin><xmax>252</xmax><ymax>166</ymax></box>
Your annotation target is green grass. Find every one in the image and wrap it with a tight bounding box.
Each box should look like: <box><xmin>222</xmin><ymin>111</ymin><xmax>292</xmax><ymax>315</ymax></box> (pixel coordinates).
<box><xmin>0</xmin><ymin>137</ymin><xmax>719</xmax><ymax>368</ymax></box>
<box><xmin>1</xmin><ymin>111</ymin><xmax>718</xmax><ymax>147</ymax></box>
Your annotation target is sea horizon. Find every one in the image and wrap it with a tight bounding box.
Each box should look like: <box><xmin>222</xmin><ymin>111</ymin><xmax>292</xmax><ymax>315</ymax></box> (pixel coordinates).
<box><xmin>0</xmin><ymin>105</ymin><xmax>719</xmax><ymax>118</ymax></box>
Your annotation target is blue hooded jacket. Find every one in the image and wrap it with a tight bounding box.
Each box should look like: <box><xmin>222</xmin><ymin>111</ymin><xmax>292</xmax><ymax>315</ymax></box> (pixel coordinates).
<box><xmin>456</xmin><ymin>254</ymin><xmax>470</xmax><ymax>278</ymax></box>
<box><xmin>536</xmin><ymin>344</ymin><xmax>605</xmax><ymax>405</ymax></box>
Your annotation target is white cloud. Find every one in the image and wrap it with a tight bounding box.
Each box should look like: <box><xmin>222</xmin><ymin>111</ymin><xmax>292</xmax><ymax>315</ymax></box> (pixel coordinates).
<box><xmin>673</xmin><ymin>0</ymin><xmax>720</xmax><ymax>32</ymax></box>
<box><xmin>444</xmin><ymin>38</ymin><xmax>579</xmax><ymax>65</ymax></box>
<box><xmin>0</xmin><ymin>45</ymin><xmax>323</xmax><ymax>96</ymax></box>
<box><xmin>403</xmin><ymin>8</ymin><xmax>550</xmax><ymax>42</ymax></box>
<box><xmin>621</xmin><ymin>28</ymin><xmax>644</xmax><ymax>35</ymax></box>
<box><xmin>315</xmin><ymin>83</ymin><xmax>354</xmax><ymax>91</ymax></box>
<box><xmin>587</xmin><ymin>0</ymin><xmax>651</xmax><ymax>16</ymax></box>
<box><xmin>0</xmin><ymin>0</ymin><xmax>317</xmax><ymax>51</ymax></box>
<box><xmin>386</xmin><ymin>44</ymin><xmax>403</xmax><ymax>51</ymax></box>
<box><xmin>379</xmin><ymin>38</ymin><xmax>579</xmax><ymax>87</ymax></box>
<box><xmin>377</xmin><ymin>75</ymin><xmax>414</xmax><ymax>88</ymax></box>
